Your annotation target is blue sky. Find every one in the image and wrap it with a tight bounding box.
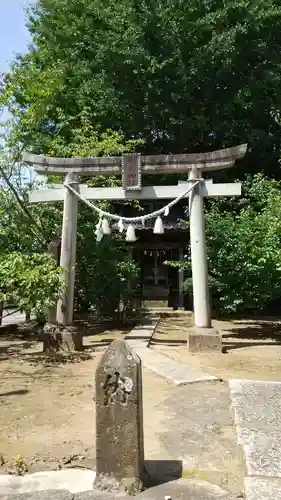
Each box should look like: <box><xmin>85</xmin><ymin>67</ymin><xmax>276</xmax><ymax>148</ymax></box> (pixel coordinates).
<box><xmin>0</xmin><ymin>0</ymin><xmax>30</xmax><ymax>74</ymax></box>
<box><xmin>0</xmin><ymin>0</ymin><xmax>31</xmax><ymax>126</ymax></box>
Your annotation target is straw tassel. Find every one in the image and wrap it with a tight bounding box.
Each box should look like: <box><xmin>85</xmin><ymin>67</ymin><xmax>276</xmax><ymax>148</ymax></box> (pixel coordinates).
<box><xmin>101</xmin><ymin>218</ymin><xmax>111</xmax><ymax>235</ymax></box>
<box><xmin>126</xmin><ymin>224</ymin><xmax>137</xmax><ymax>242</ymax></box>
<box><xmin>164</xmin><ymin>206</ymin><xmax>170</xmax><ymax>216</ymax></box>
<box><xmin>117</xmin><ymin>219</ymin><xmax>124</xmax><ymax>233</ymax></box>
<box><xmin>153</xmin><ymin>216</ymin><xmax>164</xmax><ymax>234</ymax></box>
<box><xmin>95</xmin><ymin>226</ymin><xmax>103</xmax><ymax>242</ymax></box>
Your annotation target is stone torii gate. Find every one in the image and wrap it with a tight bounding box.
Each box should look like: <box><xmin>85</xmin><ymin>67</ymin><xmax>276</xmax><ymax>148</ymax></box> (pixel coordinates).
<box><xmin>24</xmin><ymin>144</ymin><xmax>247</xmax><ymax>342</ymax></box>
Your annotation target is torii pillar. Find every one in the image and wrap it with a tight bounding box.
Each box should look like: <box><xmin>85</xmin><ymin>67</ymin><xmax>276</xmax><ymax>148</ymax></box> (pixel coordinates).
<box><xmin>24</xmin><ymin>144</ymin><xmax>247</xmax><ymax>352</ymax></box>
<box><xmin>189</xmin><ymin>166</ymin><xmax>211</xmax><ymax>328</ymax></box>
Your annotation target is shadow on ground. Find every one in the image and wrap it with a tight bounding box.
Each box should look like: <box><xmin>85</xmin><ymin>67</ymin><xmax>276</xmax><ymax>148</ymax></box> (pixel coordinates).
<box><xmin>221</xmin><ymin>320</ymin><xmax>281</xmax><ymax>352</ymax></box>
<box><xmin>0</xmin><ymin>389</ymin><xmax>29</xmax><ymax>397</ymax></box>
<box><xmin>222</xmin><ymin>340</ymin><xmax>281</xmax><ymax>352</ymax></box>
<box><xmin>0</xmin><ymin>341</ymin><xmax>38</xmax><ymax>361</ymax></box>
<box><xmin>72</xmin><ymin>314</ymin><xmax>135</xmax><ymax>337</ymax></box>
<box><xmin>0</xmin><ymin>314</ymin><xmax>136</xmax><ymax>362</ymax></box>
<box><xmin>145</xmin><ymin>459</ymin><xmax>182</xmax><ymax>486</ymax></box>
<box><xmin>223</xmin><ymin>320</ymin><xmax>281</xmax><ymax>340</ymax></box>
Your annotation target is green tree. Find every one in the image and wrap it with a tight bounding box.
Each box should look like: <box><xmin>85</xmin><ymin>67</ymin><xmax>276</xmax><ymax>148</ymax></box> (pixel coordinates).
<box><xmin>2</xmin><ymin>0</ymin><xmax>281</xmax><ymax>175</ymax></box>
<box><xmin>75</xmin><ymin>214</ymin><xmax>140</xmax><ymax>318</ymax></box>
<box><xmin>0</xmin><ymin>252</ymin><xmax>63</xmax><ymax>318</ymax></box>
<box><xmin>0</xmin><ymin>127</ymin><xmax>140</xmax><ymax>321</ymax></box>
<box><xmin>167</xmin><ymin>175</ymin><xmax>281</xmax><ymax>314</ymax></box>
<box><xmin>205</xmin><ymin>188</ymin><xmax>281</xmax><ymax>313</ymax></box>
<box><xmin>0</xmin><ymin>149</ymin><xmax>63</xmax><ymax>317</ymax></box>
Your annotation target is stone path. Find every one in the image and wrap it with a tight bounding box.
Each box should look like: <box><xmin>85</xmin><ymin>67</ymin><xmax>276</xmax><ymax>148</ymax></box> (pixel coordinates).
<box><xmin>126</xmin><ymin>316</ymin><xmax>217</xmax><ymax>385</ymax></box>
<box><xmin>158</xmin><ymin>380</ymin><xmax>244</xmax><ymax>494</ymax></box>
<box><xmin>135</xmin><ymin>347</ymin><xmax>217</xmax><ymax>385</ymax></box>
<box><xmin>229</xmin><ymin>379</ymin><xmax>281</xmax><ymax>500</ymax></box>
<box><xmin>125</xmin><ymin>314</ymin><xmax>159</xmax><ymax>348</ymax></box>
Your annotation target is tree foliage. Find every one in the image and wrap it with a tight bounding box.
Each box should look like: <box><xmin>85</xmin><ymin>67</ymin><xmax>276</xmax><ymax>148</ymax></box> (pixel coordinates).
<box><xmin>0</xmin><ymin>132</ymin><xmax>140</xmax><ymax>320</ymax></box>
<box><xmin>2</xmin><ymin>0</ymin><xmax>281</xmax><ymax>175</ymax></box>
<box><xmin>0</xmin><ymin>149</ymin><xmax>63</xmax><ymax>316</ymax></box>
<box><xmin>167</xmin><ymin>175</ymin><xmax>281</xmax><ymax>314</ymax></box>
<box><xmin>205</xmin><ymin>176</ymin><xmax>281</xmax><ymax>313</ymax></box>
<box><xmin>0</xmin><ymin>252</ymin><xmax>63</xmax><ymax>317</ymax></box>
<box><xmin>75</xmin><ymin>210</ymin><xmax>139</xmax><ymax>317</ymax></box>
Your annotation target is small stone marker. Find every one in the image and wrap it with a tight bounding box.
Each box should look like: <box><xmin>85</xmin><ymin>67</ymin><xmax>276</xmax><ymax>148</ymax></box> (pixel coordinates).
<box><xmin>94</xmin><ymin>338</ymin><xmax>145</xmax><ymax>494</ymax></box>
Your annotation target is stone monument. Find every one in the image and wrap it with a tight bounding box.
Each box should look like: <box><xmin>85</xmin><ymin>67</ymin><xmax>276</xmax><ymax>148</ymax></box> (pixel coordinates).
<box><xmin>94</xmin><ymin>338</ymin><xmax>145</xmax><ymax>494</ymax></box>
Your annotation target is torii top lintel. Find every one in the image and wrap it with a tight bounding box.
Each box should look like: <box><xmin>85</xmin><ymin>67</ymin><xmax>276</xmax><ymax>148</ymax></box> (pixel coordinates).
<box><xmin>23</xmin><ymin>143</ymin><xmax>247</xmax><ymax>176</ymax></box>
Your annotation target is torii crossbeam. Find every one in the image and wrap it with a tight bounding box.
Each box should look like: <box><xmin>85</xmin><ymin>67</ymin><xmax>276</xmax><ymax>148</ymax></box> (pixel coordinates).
<box><xmin>24</xmin><ymin>143</ymin><xmax>247</xmax><ymax>333</ymax></box>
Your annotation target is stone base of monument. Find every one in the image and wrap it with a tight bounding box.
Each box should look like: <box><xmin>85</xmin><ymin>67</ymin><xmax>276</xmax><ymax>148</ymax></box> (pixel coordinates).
<box><xmin>42</xmin><ymin>323</ymin><xmax>83</xmax><ymax>352</ymax></box>
<box><xmin>94</xmin><ymin>472</ymin><xmax>149</xmax><ymax>495</ymax></box>
<box><xmin>187</xmin><ymin>327</ymin><xmax>222</xmax><ymax>353</ymax></box>
<box><xmin>0</xmin><ymin>469</ymin><xmax>238</xmax><ymax>499</ymax></box>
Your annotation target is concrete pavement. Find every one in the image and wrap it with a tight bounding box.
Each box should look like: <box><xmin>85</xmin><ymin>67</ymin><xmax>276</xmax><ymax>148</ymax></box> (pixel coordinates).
<box><xmin>230</xmin><ymin>379</ymin><xmax>281</xmax><ymax>500</ymax></box>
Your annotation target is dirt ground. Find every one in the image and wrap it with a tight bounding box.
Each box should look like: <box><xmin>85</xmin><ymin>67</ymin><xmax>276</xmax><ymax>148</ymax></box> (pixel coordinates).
<box><xmin>1</xmin><ymin>313</ymin><xmax>281</xmax><ymax>495</ymax></box>
<box><xmin>152</xmin><ymin>315</ymin><xmax>281</xmax><ymax>381</ymax></box>
<box><xmin>0</xmin><ymin>321</ymin><xmax>134</xmax><ymax>474</ymax></box>
<box><xmin>0</xmin><ymin>345</ymin><xmax>173</xmax><ymax>477</ymax></box>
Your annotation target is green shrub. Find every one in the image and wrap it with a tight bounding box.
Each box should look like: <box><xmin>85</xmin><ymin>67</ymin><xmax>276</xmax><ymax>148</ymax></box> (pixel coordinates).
<box><xmin>168</xmin><ymin>175</ymin><xmax>281</xmax><ymax>314</ymax></box>
<box><xmin>0</xmin><ymin>252</ymin><xmax>63</xmax><ymax>317</ymax></box>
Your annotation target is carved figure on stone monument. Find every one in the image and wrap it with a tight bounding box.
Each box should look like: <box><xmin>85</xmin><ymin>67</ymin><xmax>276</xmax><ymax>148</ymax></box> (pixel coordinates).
<box><xmin>102</xmin><ymin>370</ymin><xmax>133</xmax><ymax>406</ymax></box>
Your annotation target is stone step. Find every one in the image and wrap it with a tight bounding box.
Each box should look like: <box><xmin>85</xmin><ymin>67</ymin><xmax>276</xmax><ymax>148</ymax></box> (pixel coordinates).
<box><xmin>134</xmin><ymin>347</ymin><xmax>217</xmax><ymax>385</ymax></box>
<box><xmin>125</xmin><ymin>316</ymin><xmax>160</xmax><ymax>348</ymax></box>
